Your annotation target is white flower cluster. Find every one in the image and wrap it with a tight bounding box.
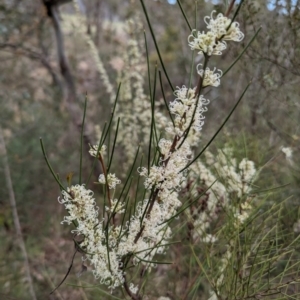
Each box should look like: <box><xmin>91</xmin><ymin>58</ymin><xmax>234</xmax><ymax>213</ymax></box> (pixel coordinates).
<box><xmin>188</xmin><ymin>10</ymin><xmax>244</xmax><ymax>56</ymax></box>
<box><xmin>215</xmin><ymin>150</ymin><xmax>256</xmax><ymax>198</ymax></box>
<box><xmin>281</xmin><ymin>146</ymin><xmax>292</xmax><ymax>160</ymax></box>
<box><xmin>58</xmin><ymin>147</ymin><xmax>129</xmax><ymax>289</ymax></box>
<box><xmin>134</xmin><ymin>111</ymin><xmax>196</xmax><ymax>266</ymax></box>
<box><xmin>208</xmin><ymin>244</ymin><xmax>233</xmax><ymax>300</ymax></box>
<box><xmin>88</xmin><ymin>144</ymin><xmax>107</xmax><ymax>157</ymax></box>
<box><xmin>98</xmin><ymin>173</ymin><xmax>121</xmax><ymax>190</ymax></box>
<box><xmin>167</xmin><ymin>86</ymin><xmax>209</xmax><ymax>140</ymax></box>
<box><xmin>204</xmin><ymin>11</ymin><xmax>244</xmax><ymax>41</ymax></box>
<box><xmin>132</xmin><ymin>82</ymin><xmax>211</xmax><ymax>272</ymax></box>
<box><xmin>59</xmin><ymin>140</ymin><xmax>184</xmax><ymax>290</ymax></box>
<box><xmin>105</xmin><ymin>198</ymin><xmax>125</xmax><ymax>214</ymax></box>
<box><xmin>59</xmin><ymin>184</ymin><xmax>125</xmax><ymax>289</ymax></box>
<box><xmin>188</xmin><ymin>30</ymin><xmax>226</xmax><ymax>56</ymax></box>
<box><xmin>196</xmin><ymin>65</ymin><xmax>223</xmax><ymax>87</ymax></box>
<box><xmin>189</xmin><ymin>149</ymin><xmax>257</xmax><ymax>300</ymax></box>
<box><xmin>188</xmin><ymin>148</ymin><xmax>257</xmax><ymax>243</ymax></box>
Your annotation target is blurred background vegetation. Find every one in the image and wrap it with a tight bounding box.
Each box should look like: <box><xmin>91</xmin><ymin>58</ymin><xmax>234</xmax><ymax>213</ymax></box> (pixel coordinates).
<box><xmin>0</xmin><ymin>0</ymin><xmax>300</xmax><ymax>299</ymax></box>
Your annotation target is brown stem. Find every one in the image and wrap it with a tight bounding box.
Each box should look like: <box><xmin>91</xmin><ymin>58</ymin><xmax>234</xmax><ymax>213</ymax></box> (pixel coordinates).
<box><xmin>177</xmin><ymin>54</ymin><xmax>210</xmax><ymax>150</ymax></box>
<box><xmin>225</xmin><ymin>0</ymin><xmax>236</xmax><ymax>17</ymax></box>
<box><xmin>132</xmin><ymin>55</ymin><xmax>209</xmax><ymax>245</ymax></box>
<box><xmin>133</xmin><ymin>188</ymin><xmax>160</xmax><ymax>244</ymax></box>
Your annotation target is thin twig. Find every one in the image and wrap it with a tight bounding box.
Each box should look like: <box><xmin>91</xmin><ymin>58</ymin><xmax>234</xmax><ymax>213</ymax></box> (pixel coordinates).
<box><xmin>0</xmin><ymin>127</ymin><xmax>37</xmax><ymax>300</ymax></box>
<box><xmin>225</xmin><ymin>0</ymin><xmax>236</xmax><ymax>17</ymax></box>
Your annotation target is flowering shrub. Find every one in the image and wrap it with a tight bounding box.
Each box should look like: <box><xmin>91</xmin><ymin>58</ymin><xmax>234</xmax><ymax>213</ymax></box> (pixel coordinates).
<box><xmin>52</xmin><ymin>5</ymin><xmax>250</xmax><ymax>299</ymax></box>
<box><xmin>45</xmin><ymin>2</ymin><xmax>300</xmax><ymax>300</ymax></box>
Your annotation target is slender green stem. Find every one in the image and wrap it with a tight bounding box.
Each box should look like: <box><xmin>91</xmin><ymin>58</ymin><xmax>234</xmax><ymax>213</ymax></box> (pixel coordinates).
<box><xmin>152</xmin><ymin>65</ymin><xmax>158</xmax><ymax>145</ymax></box>
<box><xmin>188</xmin><ymin>49</ymin><xmax>196</xmax><ymax>91</ymax></box>
<box><xmin>144</xmin><ymin>31</ymin><xmax>152</xmax><ymax>102</ymax></box>
<box><xmin>231</xmin><ymin>0</ymin><xmax>246</xmax><ymax>22</ymax></box>
<box><xmin>223</xmin><ymin>27</ymin><xmax>261</xmax><ymax>77</ymax></box>
<box><xmin>107</xmin><ymin>117</ymin><xmax>120</xmax><ymax>173</ymax></box>
<box><xmin>101</xmin><ymin>83</ymin><xmax>122</xmax><ymax>145</ymax></box>
<box><xmin>140</xmin><ymin>0</ymin><xmax>174</xmax><ymax>91</ymax></box>
<box><xmin>118</xmin><ymin>192</ymin><xmax>132</xmax><ymax>240</ymax></box>
<box><xmin>151</xmin><ymin>133</ymin><xmax>162</xmax><ymax>167</ymax></box>
<box><xmin>117</xmin><ymin>146</ymin><xmax>140</xmax><ymax>203</ymax></box>
<box><xmin>148</xmin><ymin>93</ymin><xmax>155</xmax><ymax>172</ymax></box>
<box><xmin>177</xmin><ymin>0</ymin><xmax>192</xmax><ymax>31</ymax></box>
<box><xmin>134</xmin><ymin>154</ymin><xmax>144</xmax><ymax>216</ymax></box>
<box><xmin>40</xmin><ymin>138</ymin><xmax>66</xmax><ymax>191</ymax></box>
<box><xmin>79</xmin><ymin>95</ymin><xmax>87</xmax><ymax>185</ymax></box>
<box><xmin>86</xmin><ymin>122</ymin><xmax>107</xmax><ymax>186</ymax></box>
<box><xmin>134</xmin><ymin>241</ymin><xmax>180</xmax><ymax>255</ymax></box>
<box><xmin>159</xmin><ymin>70</ymin><xmax>175</xmax><ymax>127</ymax></box>
<box><xmin>134</xmin><ymin>255</ymin><xmax>173</xmax><ymax>265</ymax></box>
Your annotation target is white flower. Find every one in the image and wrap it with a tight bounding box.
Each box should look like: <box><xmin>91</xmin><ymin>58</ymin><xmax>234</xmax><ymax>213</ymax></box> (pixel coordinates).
<box><xmin>168</xmin><ymin>86</ymin><xmax>209</xmax><ymax>135</ymax></box>
<box><xmin>158</xmin><ymin>139</ymin><xmax>173</xmax><ymax>158</ymax></box>
<box><xmin>59</xmin><ymin>184</ymin><xmax>125</xmax><ymax>288</ymax></box>
<box><xmin>281</xmin><ymin>147</ymin><xmax>292</xmax><ymax>159</ymax></box>
<box><xmin>143</xmin><ymin>166</ymin><xmax>164</xmax><ymax>189</ymax></box>
<box><xmin>202</xmin><ymin>234</ymin><xmax>218</xmax><ymax>244</ymax></box>
<box><xmin>216</xmin><ymin>273</ymin><xmax>225</xmax><ymax>287</ymax></box>
<box><xmin>138</xmin><ymin>166</ymin><xmax>148</xmax><ymax>177</ymax></box>
<box><xmin>59</xmin><ymin>184</ymin><xmax>99</xmax><ymax>227</ymax></box>
<box><xmin>98</xmin><ymin>173</ymin><xmax>121</xmax><ymax>189</ymax></box>
<box><xmin>197</xmin><ymin>65</ymin><xmax>223</xmax><ymax>87</ymax></box>
<box><xmin>129</xmin><ymin>283</ymin><xmax>138</xmax><ymax>294</ymax></box>
<box><xmin>106</xmin><ymin>199</ymin><xmax>125</xmax><ymax>214</ymax></box>
<box><xmin>234</xmin><ymin>210</ymin><xmax>249</xmax><ymax>225</ymax></box>
<box><xmin>204</xmin><ymin>10</ymin><xmax>244</xmax><ymax>41</ymax></box>
<box><xmin>208</xmin><ymin>291</ymin><xmax>218</xmax><ymax>300</ymax></box>
<box><xmin>188</xmin><ymin>30</ymin><xmax>227</xmax><ymax>56</ymax></box>
<box><xmin>89</xmin><ymin>144</ymin><xmax>107</xmax><ymax>157</ymax></box>
<box><xmin>293</xmin><ymin>220</ymin><xmax>300</xmax><ymax>233</ymax></box>
<box><xmin>204</xmin><ymin>150</ymin><xmax>215</xmax><ymax>165</ymax></box>
<box><xmin>239</xmin><ymin>158</ymin><xmax>256</xmax><ymax>182</ymax></box>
